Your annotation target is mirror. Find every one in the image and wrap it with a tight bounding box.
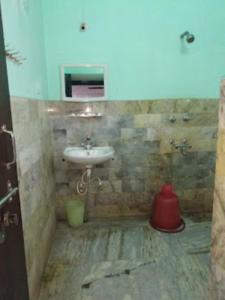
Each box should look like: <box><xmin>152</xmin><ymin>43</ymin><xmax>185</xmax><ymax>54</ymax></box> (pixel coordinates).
<box><xmin>61</xmin><ymin>64</ymin><xmax>107</xmax><ymax>101</ymax></box>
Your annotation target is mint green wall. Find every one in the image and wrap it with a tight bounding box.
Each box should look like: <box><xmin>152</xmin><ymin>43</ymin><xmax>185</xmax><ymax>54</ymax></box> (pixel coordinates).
<box><xmin>42</xmin><ymin>0</ymin><xmax>225</xmax><ymax>100</ymax></box>
<box><xmin>1</xmin><ymin>1</ymin><xmax>225</xmax><ymax>100</ymax></box>
<box><xmin>1</xmin><ymin>0</ymin><xmax>47</xmax><ymax>99</ymax></box>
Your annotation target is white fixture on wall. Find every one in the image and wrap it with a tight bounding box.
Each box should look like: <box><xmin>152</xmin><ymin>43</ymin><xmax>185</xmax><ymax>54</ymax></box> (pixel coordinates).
<box><xmin>63</xmin><ymin>146</ymin><xmax>115</xmax><ymax>167</ymax></box>
<box><xmin>67</xmin><ymin>105</ymin><xmax>103</xmax><ymax>118</ymax></box>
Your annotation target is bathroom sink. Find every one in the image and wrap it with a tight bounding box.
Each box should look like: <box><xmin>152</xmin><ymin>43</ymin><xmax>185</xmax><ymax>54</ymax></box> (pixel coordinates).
<box><xmin>63</xmin><ymin>146</ymin><xmax>115</xmax><ymax>166</ymax></box>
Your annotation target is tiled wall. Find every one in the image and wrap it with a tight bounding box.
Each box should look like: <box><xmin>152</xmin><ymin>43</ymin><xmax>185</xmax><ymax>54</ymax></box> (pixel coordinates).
<box><xmin>10</xmin><ymin>97</ymin><xmax>56</xmax><ymax>300</ymax></box>
<box><xmin>8</xmin><ymin>96</ymin><xmax>220</xmax><ymax>298</ymax></box>
<box><xmin>210</xmin><ymin>81</ymin><xmax>225</xmax><ymax>299</ymax></box>
<box><xmin>48</xmin><ymin>99</ymin><xmax>218</xmax><ymax>220</ymax></box>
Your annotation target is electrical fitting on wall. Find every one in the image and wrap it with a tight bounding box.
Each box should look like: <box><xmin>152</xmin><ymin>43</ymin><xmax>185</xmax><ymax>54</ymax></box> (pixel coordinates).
<box><xmin>180</xmin><ymin>31</ymin><xmax>195</xmax><ymax>43</ymax></box>
<box><xmin>80</xmin><ymin>22</ymin><xmax>88</xmax><ymax>32</ymax></box>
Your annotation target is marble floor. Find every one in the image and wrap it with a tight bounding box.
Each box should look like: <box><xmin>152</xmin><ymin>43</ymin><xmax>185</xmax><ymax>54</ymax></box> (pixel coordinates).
<box><xmin>39</xmin><ymin>217</ymin><xmax>211</xmax><ymax>300</ymax></box>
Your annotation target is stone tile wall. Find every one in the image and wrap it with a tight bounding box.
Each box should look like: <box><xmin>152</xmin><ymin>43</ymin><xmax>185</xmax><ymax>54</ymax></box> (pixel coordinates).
<box><xmin>210</xmin><ymin>81</ymin><xmax>225</xmax><ymax>299</ymax></box>
<box><xmin>10</xmin><ymin>97</ymin><xmax>56</xmax><ymax>300</ymax></box>
<box><xmin>48</xmin><ymin>99</ymin><xmax>218</xmax><ymax>220</ymax></box>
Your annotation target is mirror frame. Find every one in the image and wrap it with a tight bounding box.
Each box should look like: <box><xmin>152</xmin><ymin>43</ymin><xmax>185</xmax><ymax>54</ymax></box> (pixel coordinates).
<box><xmin>61</xmin><ymin>64</ymin><xmax>108</xmax><ymax>102</ymax></box>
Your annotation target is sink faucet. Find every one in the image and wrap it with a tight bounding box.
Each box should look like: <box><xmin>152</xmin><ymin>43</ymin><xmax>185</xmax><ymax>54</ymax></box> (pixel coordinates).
<box><xmin>81</xmin><ymin>136</ymin><xmax>93</xmax><ymax>150</ymax></box>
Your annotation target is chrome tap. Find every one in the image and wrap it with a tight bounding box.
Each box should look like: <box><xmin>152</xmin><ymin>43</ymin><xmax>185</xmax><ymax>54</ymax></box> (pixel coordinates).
<box><xmin>169</xmin><ymin>116</ymin><xmax>176</xmax><ymax>123</ymax></box>
<box><xmin>81</xmin><ymin>136</ymin><xmax>93</xmax><ymax>150</ymax></box>
<box><xmin>170</xmin><ymin>138</ymin><xmax>192</xmax><ymax>155</ymax></box>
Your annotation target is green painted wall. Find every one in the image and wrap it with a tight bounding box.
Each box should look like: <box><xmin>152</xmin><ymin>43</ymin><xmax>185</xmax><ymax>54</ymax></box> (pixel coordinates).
<box><xmin>42</xmin><ymin>0</ymin><xmax>225</xmax><ymax>100</ymax></box>
<box><xmin>1</xmin><ymin>1</ymin><xmax>225</xmax><ymax>100</ymax></box>
<box><xmin>1</xmin><ymin>0</ymin><xmax>47</xmax><ymax>99</ymax></box>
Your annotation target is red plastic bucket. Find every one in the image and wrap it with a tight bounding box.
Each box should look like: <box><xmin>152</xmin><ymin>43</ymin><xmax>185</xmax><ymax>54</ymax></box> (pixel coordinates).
<box><xmin>150</xmin><ymin>184</ymin><xmax>185</xmax><ymax>233</ymax></box>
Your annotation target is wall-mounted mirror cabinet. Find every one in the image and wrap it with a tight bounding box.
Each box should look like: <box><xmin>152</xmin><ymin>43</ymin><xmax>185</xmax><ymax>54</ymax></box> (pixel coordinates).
<box><xmin>61</xmin><ymin>64</ymin><xmax>107</xmax><ymax>101</ymax></box>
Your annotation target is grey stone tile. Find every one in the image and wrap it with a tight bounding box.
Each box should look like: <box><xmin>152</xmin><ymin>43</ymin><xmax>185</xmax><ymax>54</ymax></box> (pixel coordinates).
<box><xmin>52</xmin><ymin>117</ymin><xmax>67</xmax><ymax>130</ymax></box>
<box><xmin>108</xmin><ymin>168</ymin><xmax>123</xmax><ymax>180</ymax></box>
<box><xmin>148</xmin><ymin>165</ymin><xmax>172</xmax><ymax>178</ymax></box>
<box><xmin>122</xmin><ymin>179</ymin><xmax>145</xmax><ymax>192</ymax></box>
<box><xmin>196</xmin><ymin>175</ymin><xmax>215</xmax><ymax>188</ymax></box>
<box><xmin>148</xmin><ymin>153</ymin><xmax>172</xmax><ymax>167</ymax></box>
<box><xmin>175</xmin><ymin>99</ymin><xmax>218</xmax><ymax>113</ymax></box>
<box><xmin>93</xmin><ymin>168</ymin><xmax>109</xmax><ymax>181</ymax></box>
<box><xmin>197</xmin><ymin>152</ymin><xmax>216</xmax><ymax>170</ymax></box>
<box><xmin>10</xmin><ymin>96</ymin><xmax>56</xmax><ymax>300</ymax></box>
<box><xmin>117</xmin><ymin>115</ymin><xmax>134</xmax><ymax>128</ymax></box>
<box><xmin>151</xmin><ymin>99</ymin><xmax>176</xmax><ymax>113</ymax></box>
<box><xmin>39</xmin><ymin>219</ymin><xmax>211</xmax><ymax>300</ymax></box>
<box><xmin>171</xmin><ymin>164</ymin><xmax>199</xmax><ymax>178</ymax></box>
<box><xmin>197</xmin><ymin>166</ymin><xmax>212</xmax><ymax>179</ymax></box>
<box><xmin>121</xmin><ymin>128</ymin><xmax>146</xmax><ymax>143</ymax></box>
<box><xmin>172</xmin><ymin>176</ymin><xmax>197</xmax><ymax>189</ymax></box>
<box><xmin>122</xmin><ymin>166</ymin><xmax>149</xmax><ymax>179</ymax></box>
<box><xmin>171</xmin><ymin>152</ymin><xmax>198</xmax><ymax>166</ymax></box>
<box><xmin>92</xmin><ymin>180</ymin><xmax>122</xmax><ymax>194</ymax></box>
<box><xmin>144</xmin><ymin>141</ymin><xmax>160</xmax><ymax>153</ymax></box>
<box><xmin>94</xmin><ymin>128</ymin><xmax>121</xmax><ymax>145</ymax></box>
<box><xmin>106</xmin><ymin>115</ymin><xmax>134</xmax><ymax>128</ymax></box>
<box><xmin>144</xmin><ymin>128</ymin><xmax>160</xmax><ymax>141</ymax></box>
<box><xmin>28</xmin><ymin>100</ymin><xmax>40</xmax><ymax>121</ymax></box>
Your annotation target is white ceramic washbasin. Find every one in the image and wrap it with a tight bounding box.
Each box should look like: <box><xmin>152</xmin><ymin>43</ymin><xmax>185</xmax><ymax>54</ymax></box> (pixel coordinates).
<box><xmin>63</xmin><ymin>146</ymin><xmax>115</xmax><ymax>166</ymax></box>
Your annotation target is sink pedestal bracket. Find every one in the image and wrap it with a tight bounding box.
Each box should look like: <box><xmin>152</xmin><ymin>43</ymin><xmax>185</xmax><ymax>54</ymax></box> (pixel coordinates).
<box><xmin>76</xmin><ymin>166</ymin><xmax>102</xmax><ymax>222</ymax></box>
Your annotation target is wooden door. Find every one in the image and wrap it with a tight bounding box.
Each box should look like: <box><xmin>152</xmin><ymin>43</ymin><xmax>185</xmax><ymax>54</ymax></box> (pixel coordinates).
<box><xmin>0</xmin><ymin>5</ymin><xmax>29</xmax><ymax>300</ymax></box>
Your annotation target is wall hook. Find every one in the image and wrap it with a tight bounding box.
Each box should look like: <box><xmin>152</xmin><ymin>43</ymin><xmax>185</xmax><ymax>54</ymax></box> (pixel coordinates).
<box><xmin>5</xmin><ymin>45</ymin><xmax>26</xmax><ymax>65</ymax></box>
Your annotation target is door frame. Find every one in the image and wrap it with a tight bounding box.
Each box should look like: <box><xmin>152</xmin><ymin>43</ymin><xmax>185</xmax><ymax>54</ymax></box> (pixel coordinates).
<box><xmin>0</xmin><ymin>4</ymin><xmax>29</xmax><ymax>300</ymax></box>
